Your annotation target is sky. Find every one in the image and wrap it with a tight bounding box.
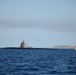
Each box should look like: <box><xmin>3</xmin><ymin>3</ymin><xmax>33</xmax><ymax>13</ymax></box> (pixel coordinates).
<box><xmin>0</xmin><ymin>0</ymin><xmax>76</xmax><ymax>48</ymax></box>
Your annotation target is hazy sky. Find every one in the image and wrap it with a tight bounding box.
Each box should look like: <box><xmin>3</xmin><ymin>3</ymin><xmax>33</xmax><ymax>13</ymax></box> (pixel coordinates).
<box><xmin>0</xmin><ymin>0</ymin><xmax>76</xmax><ymax>47</ymax></box>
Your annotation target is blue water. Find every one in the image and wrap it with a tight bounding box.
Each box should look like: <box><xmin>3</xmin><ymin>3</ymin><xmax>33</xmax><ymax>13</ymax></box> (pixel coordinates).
<box><xmin>0</xmin><ymin>49</ymin><xmax>76</xmax><ymax>75</ymax></box>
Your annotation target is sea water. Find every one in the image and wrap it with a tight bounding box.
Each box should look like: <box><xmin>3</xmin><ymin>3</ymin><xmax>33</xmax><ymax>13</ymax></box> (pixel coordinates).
<box><xmin>0</xmin><ymin>49</ymin><xmax>76</xmax><ymax>75</ymax></box>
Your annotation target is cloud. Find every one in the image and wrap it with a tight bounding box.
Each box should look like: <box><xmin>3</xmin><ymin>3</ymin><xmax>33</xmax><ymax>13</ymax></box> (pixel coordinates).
<box><xmin>0</xmin><ymin>20</ymin><xmax>76</xmax><ymax>34</ymax></box>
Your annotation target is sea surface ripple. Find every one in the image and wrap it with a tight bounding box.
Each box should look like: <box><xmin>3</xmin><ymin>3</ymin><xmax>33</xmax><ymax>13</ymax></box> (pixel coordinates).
<box><xmin>0</xmin><ymin>49</ymin><xmax>76</xmax><ymax>75</ymax></box>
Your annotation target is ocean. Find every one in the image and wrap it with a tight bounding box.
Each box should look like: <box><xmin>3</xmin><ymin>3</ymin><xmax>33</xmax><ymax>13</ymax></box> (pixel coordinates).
<box><xmin>0</xmin><ymin>49</ymin><xmax>76</xmax><ymax>75</ymax></box>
